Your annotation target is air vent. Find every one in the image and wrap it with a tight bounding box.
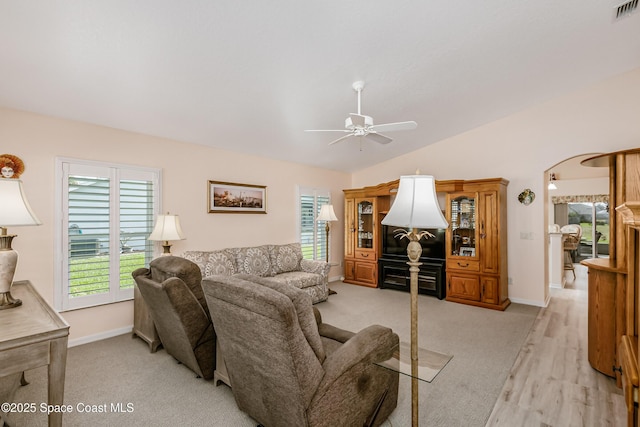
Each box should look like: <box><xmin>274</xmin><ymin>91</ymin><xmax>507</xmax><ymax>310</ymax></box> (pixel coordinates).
<box><xmin>615</xmin><ymin>0</ymin><xmax>638</xmax><ymax>19</ymax></box>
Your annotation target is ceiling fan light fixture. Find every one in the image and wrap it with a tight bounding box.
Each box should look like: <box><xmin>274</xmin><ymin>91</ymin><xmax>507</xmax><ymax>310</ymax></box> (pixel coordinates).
<box><xmin>345</xmin><ymin>115</ymin><xmax>373</xmax><ymax>130</ymax></box>
<box><xmin>305</xmin><ymin>81</ymin><xmax>417</xmax><ymax>146</ymax></box>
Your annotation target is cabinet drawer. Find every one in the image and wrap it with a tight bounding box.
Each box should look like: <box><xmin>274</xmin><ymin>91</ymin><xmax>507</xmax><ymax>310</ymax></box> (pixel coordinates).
<box><xmin>448</xmin><ymin>259</ymin><xmax>480</xmax><ymax>272</ymax></box>
<box><xmin>354</xmin><ymin>250</ymin><xmax>375</xmax><ymax>261</ymax></box>
<box><xmin>0</xmin><ymin>341</ymin><xmax>50</xmax><ymax>377</ymax></box>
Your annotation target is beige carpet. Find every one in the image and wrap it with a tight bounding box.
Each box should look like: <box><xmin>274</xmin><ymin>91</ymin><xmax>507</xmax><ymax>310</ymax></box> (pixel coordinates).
<box><xmin>3</xmin><ymin>280</ymin><xmax>538</xmax><ymax>426</ymax></box>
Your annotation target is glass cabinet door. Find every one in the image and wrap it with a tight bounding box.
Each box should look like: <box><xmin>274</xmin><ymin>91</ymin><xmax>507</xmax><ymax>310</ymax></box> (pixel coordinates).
<box><xmin>357</xmin><ymin>199</ymin><xmax>374</xmax><ymax>249</ymax></box>
<box><xmin>450</xmin><ymin>194</ymin><xmax>477</xmax><ymax>257</ymax></box>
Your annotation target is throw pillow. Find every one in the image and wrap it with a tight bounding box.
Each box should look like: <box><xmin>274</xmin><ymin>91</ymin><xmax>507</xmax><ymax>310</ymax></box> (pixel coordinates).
<box><xmin>181</xmin><ymin>251</ymin><xmax>209</xmax><ymax>276</ymax></box>
<box><xmin>270</xmin><ymin>243</ymin><xmax>303</xmax><ymax>275</ymax></box>
<box><xmin>204</xmin><ymin>250</ymin><xmax>236</xmax><ymax>276</ymax></box>
<box><xmin>235</xmin><ymin>246</ymin><xmax>272</xmax><ymax>277</ymax></box>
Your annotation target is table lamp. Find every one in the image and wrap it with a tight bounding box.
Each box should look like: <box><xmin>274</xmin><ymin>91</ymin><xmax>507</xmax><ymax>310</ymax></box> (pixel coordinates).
<box><xmin>0</xmin><ymin>178</ymin><xmax>42</xmax><ymax>309</ymax></box>
<box><xmin>381</xmin><ymin>174</ymin><xmax>448</xmax><ymax>426</ymax></box>
<box><xmin>148</xmin><ymin>213</ymin><xmax>185</xmax><ymax>255</ymax></box>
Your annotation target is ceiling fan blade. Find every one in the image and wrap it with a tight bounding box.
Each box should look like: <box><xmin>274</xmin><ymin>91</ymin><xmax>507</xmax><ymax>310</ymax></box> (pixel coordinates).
<box><xmin>365</xmin><ymin>132</ymin><xmax>393</xmax><ymax>144</ymax></box>
<box><xmin>328</xmin><ymin>134</ymin><xmax>355</xmax><ymax>146</ymax></box>
<box><xmin>305</xmin><ymin>129</ymin><xmax>350</xmax><ymax>133</ymax></box>
<box><xmin>349</xmin><ymin>113</ymin><xmax>367</xmax><ymax>128</ymax></box>
<box><xmin>368</xmin><ymin>121</ymin><xmax>417</xmax><ymax>133</ymax></box>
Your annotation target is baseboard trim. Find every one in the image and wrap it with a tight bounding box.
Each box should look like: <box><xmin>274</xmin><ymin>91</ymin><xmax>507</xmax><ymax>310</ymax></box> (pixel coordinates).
<box><xmin>68</xmin><ymin>326</ymin><xmax>133</xmax><ymax>348</ymax></box>
<box><xmin>509</xmin><ymin>296</ymin><xmax>548</xmax><ymax>308</ymax></box>
<box><xmin>328</xmin><ymin>275</ymin><xmax>343</xmax><ymax>283</ymax></box>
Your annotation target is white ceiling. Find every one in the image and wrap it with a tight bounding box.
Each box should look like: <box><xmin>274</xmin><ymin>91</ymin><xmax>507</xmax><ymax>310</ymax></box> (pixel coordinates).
<box><xmin>1</xmin><ymin>1</ymin><xmax>639</xmax><ymax>173</ymax></box>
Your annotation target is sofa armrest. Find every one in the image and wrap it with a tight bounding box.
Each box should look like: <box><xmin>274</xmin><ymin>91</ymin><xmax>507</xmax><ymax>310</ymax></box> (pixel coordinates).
<box><xmin>313</xmin><ymin>307</ymin><xmax>354</xmax><ymax>343</ymax></box>
<box><xmin>162</xmin><ymin>277</ymin><xmax>214</xmax><ymax>348</ymax></box>
<box><xmin>315</xmin><ymin>325</ymin><xmax>398</xmax><ymax>396</ymax></box>
<box><xmin>318</xmin><ymin>323</ymin><xmax>355</xmax><ymax>344</ymax></box>
<box><xmin>300</xmin><ymin>259</ymin><xmax>330</xmax><ymax>279</ymax></box>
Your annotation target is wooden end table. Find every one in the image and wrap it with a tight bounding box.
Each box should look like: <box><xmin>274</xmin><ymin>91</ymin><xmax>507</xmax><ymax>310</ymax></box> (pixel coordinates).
<box><xmin>0</xmin><ymin>280</ymin><xmax>70</xmax><ymax>427</ymax></box>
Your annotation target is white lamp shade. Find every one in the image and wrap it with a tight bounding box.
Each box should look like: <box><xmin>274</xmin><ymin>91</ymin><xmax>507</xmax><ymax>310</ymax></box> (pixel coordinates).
<box><xmin>0</xmin><ymin>179</ymin><xmax>41</xmax><ymax>227</ymax></box>
<box><xmin>148</xmin><ymin>214</ymin><xmax>185</xmax><ymax>241</ymax></box>
<box><xmin>381</xmin><ymin>175</ymin><xmax>448</xmax><ymax>229</ymax></box>
<box><xmin>317</xmin><ymin>204</ymin><xmax>338</xmax><ymax>222</ymax></box>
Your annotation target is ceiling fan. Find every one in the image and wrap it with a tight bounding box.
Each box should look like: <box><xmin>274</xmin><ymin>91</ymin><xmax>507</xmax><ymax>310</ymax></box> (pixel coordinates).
<box><xmin>305</xmin><ymin>81</ymin><xmax>417</xmax><ymax>146</ymax></box>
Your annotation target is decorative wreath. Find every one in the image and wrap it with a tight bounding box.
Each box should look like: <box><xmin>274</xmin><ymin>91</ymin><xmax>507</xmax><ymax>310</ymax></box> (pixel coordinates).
<box><xmin>0</xmin><ymin>154</ymin><xmax>25</xmax><ymax>178</ymax></box>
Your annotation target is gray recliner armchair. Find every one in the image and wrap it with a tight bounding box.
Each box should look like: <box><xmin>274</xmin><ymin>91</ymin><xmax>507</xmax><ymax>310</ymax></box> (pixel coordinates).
<box><xmin>202</xmin><ymin>274</ymin><xmax>399</xmax><ymax>427</ymax></box>
<box><xmin>132</xmin><ymin>256</ymin><xmax>216</xmax><ymax>380</ymax></box>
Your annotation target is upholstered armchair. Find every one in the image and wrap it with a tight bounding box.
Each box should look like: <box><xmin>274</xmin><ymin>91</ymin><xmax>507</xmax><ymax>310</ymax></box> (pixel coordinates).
<box><xmin>132</xmin><ymin>256</ymin><xmax>216</xmax><ymax>380</ymax></box>
<box><xmin>202</xmin><ymin>274</ymin><xmax>399</xmax><ymax>427</ymax></box>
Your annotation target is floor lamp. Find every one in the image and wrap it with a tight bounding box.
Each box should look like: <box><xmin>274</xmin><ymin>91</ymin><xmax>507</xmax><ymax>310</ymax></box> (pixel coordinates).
<box><xmin>381</xmin><ymin>174</ymin><xmax>448</xmax><ymax>426</ymax></box>
<box><xmin>317</xmin><ymin>204</ymin><xmax>338</xmax><ymax>294</ymax></box>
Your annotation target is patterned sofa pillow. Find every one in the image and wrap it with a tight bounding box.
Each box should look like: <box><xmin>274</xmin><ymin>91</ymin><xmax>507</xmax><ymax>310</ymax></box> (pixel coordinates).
<box><xmin>181</xmin><ymin>251</ymin><xmax>210</xmax><ymax>276</ymax></box>
<box><xmin>234</xmin><ymin>245</ymin><xmax>272</xmax><ymax>277</ymax></box>
<box><xmin>204</xmin><ymin>250</ymin><xmax>237</xmax><ymax>277</ymax></box>
<box><xmin>270</xmin><ymin>243</ymin><xmax>303</xmax><ymax>275</ymax></box>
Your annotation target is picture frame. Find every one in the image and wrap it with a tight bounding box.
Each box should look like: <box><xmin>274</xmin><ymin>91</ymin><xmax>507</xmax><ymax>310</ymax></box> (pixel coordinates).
<box><xmin>460</xmin><ymin>247</ymin><xmax>475</xmax><ymax>257</ymax></box>
<box><xmin>208</xmin><ymin>180</ymin><xmax>267</xmax><ymax>214</ymax></box>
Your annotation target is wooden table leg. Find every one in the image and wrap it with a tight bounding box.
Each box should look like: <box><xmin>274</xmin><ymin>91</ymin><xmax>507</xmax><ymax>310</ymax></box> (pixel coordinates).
<box><xmin>48</xmin><ymin>336</ymin><xmax>68</xmax><ymax>427</ymax></box>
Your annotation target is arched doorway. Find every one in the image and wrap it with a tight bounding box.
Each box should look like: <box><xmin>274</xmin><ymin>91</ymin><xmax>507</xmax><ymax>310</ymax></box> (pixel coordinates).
<box><xmin>544</xmin><ymin>153</ymin><xmax>609</xmax><ymax>291</ymax></box>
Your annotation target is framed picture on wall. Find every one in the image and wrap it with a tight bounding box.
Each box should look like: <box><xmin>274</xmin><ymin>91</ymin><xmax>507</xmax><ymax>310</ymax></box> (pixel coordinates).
<box><xmin>460</xmin><ymin>247</ymin><xmax>475</xmax><ymax>257</ymax></box>
<box><xmin>208</xmin><ymin>180</ymin><xmax>267</xmax><ymax>214</ymax></box>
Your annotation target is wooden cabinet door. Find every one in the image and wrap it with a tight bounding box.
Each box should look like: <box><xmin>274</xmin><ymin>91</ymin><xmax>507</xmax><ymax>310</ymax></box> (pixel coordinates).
<box><xmin>354</xmin><ymin>261</ymin><xmax>377</xmax><ymax>286</ymax></box>
<box><xmin>448</xmin><ymin>275</ymin><xmax>480</xmax><ymax>301</ymax></box>
<box><xmin>355</xmin><ymin>197</ymin><xmax>376</xmax><ymax>258</ymax></box>
<box><xmin>344</xmin><ymin>198</ymin><xmax>355</xmax><ymax>258</ymax></box>
<box><xmin>481</xmin><ymin>276</ymin><xmax>499</xmax><ymax>304</ymax></box>
<box><xmin>587</xmin><ymin>268</ymin><xmax>616</xmax><ymax>377</ymax></box>
<box><xmin>478</xmin><ymin>190</ymin><xmax>500</xmax><ymax>274</ymax></box>
<box><xmin>344</xmin><ymin>259</ymin><xmax>355</xmax><ymax>281</ymax></box>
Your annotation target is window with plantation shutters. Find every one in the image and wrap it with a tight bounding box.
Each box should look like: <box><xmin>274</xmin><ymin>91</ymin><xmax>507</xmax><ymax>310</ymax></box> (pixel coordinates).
<box><xmin>56</xmin><ymin>159</ymin><xmax>160</xmax><ymax>311</ymax></box>
<box><xmin>298</xmin><ymin>187</ymin><xmax>330</xmax><ymax>260</ymax></box>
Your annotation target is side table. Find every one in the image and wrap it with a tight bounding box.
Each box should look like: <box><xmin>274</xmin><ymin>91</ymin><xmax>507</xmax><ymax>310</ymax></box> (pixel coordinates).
<box><xmin>0</xmin><ymin>280</ymin><xmax>70</xmax><ymax>427</ymax></box>
<box><xmin>213</xmin><ymin>338</ymin><xmax>231</xmax><ymax>387</ymax></box>
<box><xmin>132</xmin><ymin>283</ymin><xmax>162</xmax><ymax>352</ymax></box>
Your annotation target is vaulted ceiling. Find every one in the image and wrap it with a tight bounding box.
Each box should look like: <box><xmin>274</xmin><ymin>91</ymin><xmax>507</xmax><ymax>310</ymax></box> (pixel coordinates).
<box><xmin>1</xmin><ymin>1</ymin><xmax>639</xmax><ymax>172</ymax></box>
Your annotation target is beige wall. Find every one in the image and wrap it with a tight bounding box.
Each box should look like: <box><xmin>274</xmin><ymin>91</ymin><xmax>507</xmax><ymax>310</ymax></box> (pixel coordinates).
<box><xmin>3</xmin><ymin>67</ymin><xmax>639</xmax><ymax>343</ymax></box>
<box><xmin>352</xmin><ymin>68</ymin><xmax>640</xmax><ymax>307</ymax></box>
<box><xmin>0</xmin><ymin>108</ymin><xmax>350</xmax><ymax>344</ymax></box>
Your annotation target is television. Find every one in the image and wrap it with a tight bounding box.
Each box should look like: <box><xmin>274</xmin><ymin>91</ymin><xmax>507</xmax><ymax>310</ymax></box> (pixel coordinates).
<box><xmin>381</xmin><ymin>225</ymin><xmax>446</xmax><ymax>260</ymax></box>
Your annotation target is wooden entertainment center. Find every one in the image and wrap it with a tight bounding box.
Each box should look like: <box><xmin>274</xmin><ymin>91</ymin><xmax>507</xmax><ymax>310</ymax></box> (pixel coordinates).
<box><xmin>343</xmin><ymin>177</ymin><xmax>509</xmax><ymax>310</ymax></box>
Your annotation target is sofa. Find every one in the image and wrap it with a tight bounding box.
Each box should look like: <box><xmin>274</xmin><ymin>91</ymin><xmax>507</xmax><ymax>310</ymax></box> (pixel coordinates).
<box><xmin>183</xmin><ymin>242</ymin><xmax>330</xmax><ymax>304</ymax></box>
<box><xmin>202</xmin><ymin>273</ymin><xmax>399</xmax><ymax>427</ymax></box>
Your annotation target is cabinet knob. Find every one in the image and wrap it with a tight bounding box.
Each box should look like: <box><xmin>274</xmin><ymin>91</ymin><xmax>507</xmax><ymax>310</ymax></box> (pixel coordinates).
<box><xmin>613</xmin><ymin>365</ymin><xmax>622</xmax><ymax>375</ymax></box>
<box><xmin>457</xmin><ymin>262</ymin><xmax>469</xmax><ymax>267</ymax></box>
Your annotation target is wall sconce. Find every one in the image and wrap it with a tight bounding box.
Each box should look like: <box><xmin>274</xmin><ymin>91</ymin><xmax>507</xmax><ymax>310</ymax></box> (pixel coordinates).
<box><xmin>548</xmin><ymin>173</ymin><xmax>558</xmax><ymax>190</ymax></box>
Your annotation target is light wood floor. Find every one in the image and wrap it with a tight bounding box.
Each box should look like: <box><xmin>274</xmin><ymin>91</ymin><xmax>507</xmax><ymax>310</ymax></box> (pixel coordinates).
<box><xmin>486</xmin><ymin>263</ymin><xmax>626</xmax><ymax>426</ymax></box>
